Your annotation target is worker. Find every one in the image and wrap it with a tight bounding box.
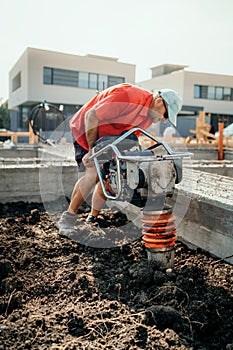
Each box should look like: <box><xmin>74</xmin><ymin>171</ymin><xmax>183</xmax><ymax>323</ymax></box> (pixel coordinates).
<box><xmin>58</xmin><ymin>83</ymin><xmax>182</xmax><ymax>235</ymax></box>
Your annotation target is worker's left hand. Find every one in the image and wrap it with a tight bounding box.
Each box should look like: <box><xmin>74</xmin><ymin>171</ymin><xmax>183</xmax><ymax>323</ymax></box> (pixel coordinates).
<box><xmin>82</xmin><ymin>151</ymin><xmax>95</xmax><ymax>168</ymax></box>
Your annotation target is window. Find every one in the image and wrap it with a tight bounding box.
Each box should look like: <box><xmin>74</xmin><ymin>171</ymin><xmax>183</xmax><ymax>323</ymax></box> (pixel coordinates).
<box><xmin>21</xmin><ymin>106</ymin><xmax>30</xmax><ymax>129</ymax></box>
<box><xmin>12</xmin><ymin>72</ymin><xmax>21</xmax><ymax>92</ymax></box>
<box><xmin>79</xmin><ymin>72</ymin><xmax>88</xmax><ymax>88</ymax></box>
<box><xmin>223</xmin><ymin>87</ymin><xmax>231</xmax><ymax>100</ymax></box>
<box><xmin>194</xmin><ymin>84</ymin><xmax>233</xmax><ymax>101</ymax></box>
<box><xmin>53</xmin><ymin>68</ymin><xmax>78</xmax><ymax>87</ymax></box>
<box><xmin>43</xmin><ymin>66</ymin><xmax>125</xmax><ymax>90</ymax></box>
<box><xmin>194</xmin><ymin>85</ymin><xmax>200</xmax><ymax>98</ymax></box>
<box><xmin>44</xmin><ymin>67</ymin><xmax>52</xmax><ymax>84</ymax></box>
<box><xmin>89</xmin><ymin>73</ymin><xmax>98</xmax><ymax>89</ymax></box>
<box><xmin>215</xmin><ymin>87</ymin><xmax>223</xmax><ymax>100</ymax></box>
<box><xmin>98</xmin><ymin>74</ymin><xmax>108</xmax><ymax>90</ymax></box>
<box><xmin>207</xmin><ymin>86</ymin><xmax>215</xmax><ymax>99</ymax></box>
<box><xmin>108</xmin><ymin>76</ymin><xmax>125</xmax><ymax>87</ymax></box>
<box><xmin>200</xmin><ymin>85</ymin><xmax>208</xmax><ymax>99</ymax></box>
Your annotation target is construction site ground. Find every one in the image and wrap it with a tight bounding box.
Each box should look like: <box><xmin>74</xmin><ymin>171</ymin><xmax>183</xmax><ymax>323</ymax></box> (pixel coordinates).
<box><xmin>0</xmin><ymin>202</ymin><xmax>232</xmax><ymax>350</ymax></box>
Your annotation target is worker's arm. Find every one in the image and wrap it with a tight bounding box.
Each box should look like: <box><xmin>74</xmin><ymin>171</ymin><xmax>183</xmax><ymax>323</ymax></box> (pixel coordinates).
<box><xmin>85</xmin><ymin>108</ymin><xmax>98</xmax><ymax>149</ymax></box>
<box><xmin>82</xmin><ymin>108</ymin><xmax>98</xmax><ymax>168</ymax></box>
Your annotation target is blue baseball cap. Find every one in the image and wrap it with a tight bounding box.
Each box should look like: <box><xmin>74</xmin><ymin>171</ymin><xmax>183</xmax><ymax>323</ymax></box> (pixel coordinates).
<box><xmin>159</xmin><ymin>89</ymin><xmax>182</xmax><ymax>126</ymax></box>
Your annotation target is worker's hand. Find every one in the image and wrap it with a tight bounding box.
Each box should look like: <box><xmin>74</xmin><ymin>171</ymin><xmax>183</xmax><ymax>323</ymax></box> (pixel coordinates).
<box><xmin>82</xmin><ymin>151</ymin><xmax>95</xmax><ymax>168</ymax></box>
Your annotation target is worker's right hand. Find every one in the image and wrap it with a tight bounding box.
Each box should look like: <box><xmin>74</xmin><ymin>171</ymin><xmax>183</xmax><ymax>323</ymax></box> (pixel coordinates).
<box><xmin>82</xmin><ymin>151</ymin><xmax>95</xmax><ymax>168</ymax></box>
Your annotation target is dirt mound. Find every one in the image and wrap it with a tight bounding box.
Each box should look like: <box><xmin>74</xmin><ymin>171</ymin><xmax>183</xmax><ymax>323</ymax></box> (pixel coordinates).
<box><xmin>0</xmin><ymin>203</ymin><xmax>232</xmax><ymax>350</ymax></box>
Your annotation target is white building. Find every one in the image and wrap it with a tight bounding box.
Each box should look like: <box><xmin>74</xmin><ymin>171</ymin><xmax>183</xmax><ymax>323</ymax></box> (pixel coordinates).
<box><xmin>8</xmin><ymin>50</ymin><xmax>233</xmax><ymax>138</ymax></box>
<box><xmin>8</xmin><ymin>47</ymin><xmax>136</xmax><ymax>133</ymax></box>
<box><xmin>138</xmin><ymin>64</ymin><xmax>233</xmax><ymax>136</ymax></box>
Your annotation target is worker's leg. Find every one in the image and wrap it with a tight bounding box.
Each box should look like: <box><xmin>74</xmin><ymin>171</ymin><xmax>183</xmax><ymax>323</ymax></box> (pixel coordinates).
<box><xmin>59</xmin><ymin>166</ymin><xmax>98</xmax><ymax>232</ymax></box>
<box><xmin>68</xmin><ymin>166</ymin><xmax>98</xmax><ymax>214</ymax></box>
<box><xmin>86</xmin><ymin>182</ymin><xmax>106</xmax><ymax>222</ymax></box>
<box><xmin>69</xmin><ymin>141</ymin><xmax>96</xmax><ymax>213</ymax></box>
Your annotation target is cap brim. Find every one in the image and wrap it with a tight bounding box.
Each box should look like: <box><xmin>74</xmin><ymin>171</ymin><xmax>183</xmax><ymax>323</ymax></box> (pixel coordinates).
<box><xmin>168</xmin><ymin>106</ymin><xmax>177</xmax><ymax>127</ymax></box>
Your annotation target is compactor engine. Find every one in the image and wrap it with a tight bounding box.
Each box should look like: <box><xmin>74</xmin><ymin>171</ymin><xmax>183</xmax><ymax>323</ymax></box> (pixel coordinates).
<box><xmin>90</xmin><ymin>128</ymin><xmax>192</xmax><ymax>267</ymax></box>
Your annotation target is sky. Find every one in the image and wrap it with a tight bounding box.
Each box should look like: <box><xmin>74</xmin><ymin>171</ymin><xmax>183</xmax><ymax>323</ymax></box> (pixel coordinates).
<box><xmin>1</xmin><ymin>0</ymin><xmax>233</xmax><ymax>99</ymax></box>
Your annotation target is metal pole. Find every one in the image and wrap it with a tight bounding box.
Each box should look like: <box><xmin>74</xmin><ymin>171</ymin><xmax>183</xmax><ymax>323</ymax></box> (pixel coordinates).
<box><xmin>218</xmin><ymin>120</ymin><xmax>224</xmax><ymax>161</ymax></box>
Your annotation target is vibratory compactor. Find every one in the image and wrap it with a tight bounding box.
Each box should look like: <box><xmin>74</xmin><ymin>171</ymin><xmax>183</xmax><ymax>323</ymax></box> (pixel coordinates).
<box><xmin>90</xmin><ymin>128</ymin><xmax>193</xmax><ymax>268</ymax></box>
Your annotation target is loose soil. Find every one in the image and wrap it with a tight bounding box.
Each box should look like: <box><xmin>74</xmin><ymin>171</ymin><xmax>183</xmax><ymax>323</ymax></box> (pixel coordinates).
<box><xmin>0</xmin><ymin>202</ymin><xmax>232</xmax><ymax>350</ymax></box>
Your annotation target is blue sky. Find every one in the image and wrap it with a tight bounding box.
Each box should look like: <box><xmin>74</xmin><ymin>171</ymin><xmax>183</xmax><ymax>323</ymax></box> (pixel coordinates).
<box><xmin>1</xmin><ymin>0</ymin><xmax>233</xmax><ymax>98</ymax></box>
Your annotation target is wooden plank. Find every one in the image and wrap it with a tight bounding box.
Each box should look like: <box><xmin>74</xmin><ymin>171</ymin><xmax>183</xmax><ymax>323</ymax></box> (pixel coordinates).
<box><xmin>0</xmin><ymin>124</ymin><xmax>38</xmax><ymax>144</ymax></box>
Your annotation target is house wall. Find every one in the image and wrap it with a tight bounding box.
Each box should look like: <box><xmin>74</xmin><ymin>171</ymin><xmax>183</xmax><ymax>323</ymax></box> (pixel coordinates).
<box><xmin>9</xmin><ymin>48</ymin><xmax>136</xmax><ymax>109</ymax></box>
<box><xmin>9</xmin><ymin>50</ymin><xmax>29</xmax><ymax>109</ymax></box>
<box><xmin>138</xmin><ymin>69</ymin><xmax>233</xmax><ymax>116</ymax></box>
<box><xmin>8</xmin><ymin>51</ymin><xmax>233</xmax><ymax>138</ymax></box>
<box><xmin>138</xmin><ymin>69</ymin><xmax>185</xmax><ymax>97</ymax></box>
<box><xmin>183</xmin><ymin>71</ymin><xmax>233</xmax><ymax>115</ymax></box>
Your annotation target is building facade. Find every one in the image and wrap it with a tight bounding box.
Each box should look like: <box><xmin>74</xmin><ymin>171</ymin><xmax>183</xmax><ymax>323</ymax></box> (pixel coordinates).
<box><xmin>8</xmin><ymin>47</ymin><xmax>136</xmax><ymax>134</ymax></box>
<box><xmin>8</xmin><ymin>50</ymin><xmax>233</xmax><ymax>138</ymax></box>
<box><xmin>138</xmin><ymin>64</ymin><xmax>233</xmax><ymax>136</ymax></box>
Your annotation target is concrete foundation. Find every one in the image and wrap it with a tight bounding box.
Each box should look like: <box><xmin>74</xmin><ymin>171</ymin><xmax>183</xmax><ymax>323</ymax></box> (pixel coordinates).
<box><xmin>179</xmin><ymin>145</ymin><xmax>233</xmax><ymax>161</ymax></box>
<box><xmin>173</xmin><ymin>170</ymin><xmax>233</xmax><ymax>264</ymax></box>
<box><xmin>189</xmin><ymin>160</ymin><xmax>233</xmax><ymax>177</ymax></box>
<box><xmin>0</xmin><ymin>144</ymin><xmax>233</xmax><ymax>264</ymax></box>
<box><xmin>0</xmin><ymin>144</ymin><xmax>77</xmax><ymax>204</ymax></box>
<box><xmin>0</xmin><ymin>163</ymin><xmax>78</xmax><ymax>203</ymax></box>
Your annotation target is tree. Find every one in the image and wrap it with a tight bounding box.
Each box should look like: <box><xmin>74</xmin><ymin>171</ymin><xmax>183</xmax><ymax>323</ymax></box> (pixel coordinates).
<box><xmin>0</xmin><ymin>100</ymin><xmax>10</xmax><ymax>129</ymax></box>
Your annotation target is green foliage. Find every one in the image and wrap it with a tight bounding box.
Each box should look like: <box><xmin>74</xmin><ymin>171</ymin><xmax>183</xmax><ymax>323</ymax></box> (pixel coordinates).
<box><xmin>0</xmin><ymin>100</ymin><xmax>10</xmax><ymax>129</ymax></box>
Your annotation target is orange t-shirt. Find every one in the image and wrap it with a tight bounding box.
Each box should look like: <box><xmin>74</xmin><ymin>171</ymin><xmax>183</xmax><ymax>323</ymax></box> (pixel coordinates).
<box><xmin>69</xmin><ymin>83</ymin><xmax>153</xmax><ymax>150</ymax></box>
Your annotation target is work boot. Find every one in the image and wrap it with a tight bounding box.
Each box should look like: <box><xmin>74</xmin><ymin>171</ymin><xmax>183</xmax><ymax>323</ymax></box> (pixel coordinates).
<box><xmin>58</xmin><ymin>211</ymin><xmax>78</xmax><ymax>235</ymax></box>
<box><xmin>86</xmin><ymin>215</ymin><xmax>98</xmax><ymax>223</ymax></box>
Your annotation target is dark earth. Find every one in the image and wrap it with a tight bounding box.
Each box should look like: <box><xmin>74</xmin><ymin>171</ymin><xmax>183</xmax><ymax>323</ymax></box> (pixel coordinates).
<box><xmin>0</xmin><ymin>202</ymin><xmax>232</xmax><ymax>350</ymax></box>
